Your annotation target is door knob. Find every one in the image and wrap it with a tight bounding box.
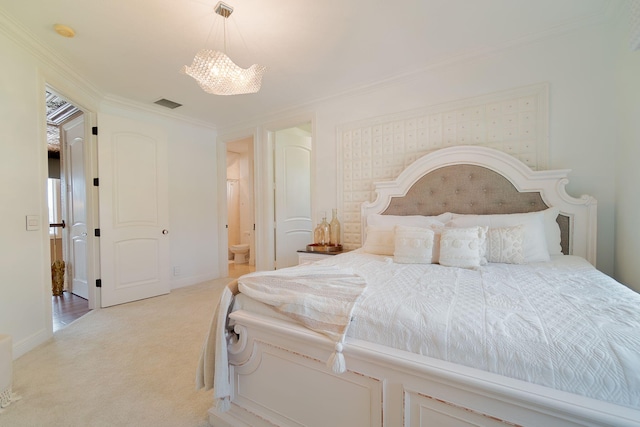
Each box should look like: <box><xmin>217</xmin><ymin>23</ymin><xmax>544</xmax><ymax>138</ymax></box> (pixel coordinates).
<box><xmin>162</xmin><ymin>229</ymin><xmax>169</xmax><ymax>235</ymax></box>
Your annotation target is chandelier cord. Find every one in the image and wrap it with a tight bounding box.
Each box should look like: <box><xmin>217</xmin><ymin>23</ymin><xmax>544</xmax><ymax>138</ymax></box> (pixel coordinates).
<box><xmin>203</xmin><ymin>7</ymin><xmax>224</xmax><ymax>51</ymax></box>
<box><xmin>222</xmin><ymin>12</ymin><xmax>227</xmax><ymax>55</ymax></box>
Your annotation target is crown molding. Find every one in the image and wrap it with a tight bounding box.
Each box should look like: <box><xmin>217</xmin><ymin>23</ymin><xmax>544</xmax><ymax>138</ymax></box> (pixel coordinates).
<box><xmin>100</xmin><ymin>94</ymin><xmax>217</xmax><ymax>131</ymax></box>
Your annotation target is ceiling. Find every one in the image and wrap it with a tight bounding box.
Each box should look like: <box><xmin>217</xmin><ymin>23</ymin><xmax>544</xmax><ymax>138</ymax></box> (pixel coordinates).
<box><xmin>0</xmin><ymin>0</ymin><xmax>615</xmax><ymax>129</ymax></box>
<box><xmin>46</xmin><ymin>90</ymin><xmax>80</xmax><ymax>153</ymax></box>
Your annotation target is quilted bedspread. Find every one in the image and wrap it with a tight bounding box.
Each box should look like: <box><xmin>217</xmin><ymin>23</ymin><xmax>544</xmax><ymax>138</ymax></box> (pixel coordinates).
<box><xmin>236</xmin><ymin>251</ymin><xmax>640</xmax><ymax>409</ymax></box>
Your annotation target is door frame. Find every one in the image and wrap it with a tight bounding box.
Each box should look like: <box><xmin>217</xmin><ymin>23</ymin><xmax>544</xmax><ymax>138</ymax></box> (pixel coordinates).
<box><xmin>44</xmin><ymin>83</ymin><xmax>100</xmax><ymax>311</ymax></box>
<box><xmin>216</xmin><ymin>113</ymin><xmax>315</xmax><ymax>274</ymax></box>
<box><xmin>216</xmin><ymin>129</ymin><xmax>259</xmax><ymax>278</ymax></box>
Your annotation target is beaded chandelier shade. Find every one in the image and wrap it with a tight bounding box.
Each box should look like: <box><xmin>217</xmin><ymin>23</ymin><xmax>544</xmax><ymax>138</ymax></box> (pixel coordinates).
<box><xmin>182</xmin><ymin>2</ymin><xmax>265</xmax><ymax>95</ymax></box>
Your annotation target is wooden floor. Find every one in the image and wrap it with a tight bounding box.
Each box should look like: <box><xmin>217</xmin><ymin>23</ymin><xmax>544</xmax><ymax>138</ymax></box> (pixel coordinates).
<box><xmin>52</xmin><ymin>292</ymin><xmax>91</xmax><ymax>332</ymax></box>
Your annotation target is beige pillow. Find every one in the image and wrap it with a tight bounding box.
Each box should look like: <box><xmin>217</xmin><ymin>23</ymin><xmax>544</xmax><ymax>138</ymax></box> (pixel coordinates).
<box><xmin>486</xmin><ymin>225</ymin><xmax>525</xmax><ymax>264</ymax></box>
<box><xmin>439</xmin><ymin>226</ymin><xmax>487</xmax><ymax>268</ymax></box>
<box><xmin>393</xmin><ymin>226</ymin><xmax>435</xmax><ymax>264</ymax></box>
<box><xmin>362</xmin><ymin>225</ymin><xmax>395</xmax><ymax>255</ymax></box>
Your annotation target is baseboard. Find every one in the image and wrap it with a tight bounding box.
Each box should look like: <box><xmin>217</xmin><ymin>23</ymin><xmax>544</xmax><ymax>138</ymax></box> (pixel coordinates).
<box><xmin>12</xmin><ymin>328</ymin><xmax>52</xmax><ymax>359</ymax></box>
<box><xmin>170</xmin><ymin>273</ymin><xmax>219</xmax><ymax>290</ymax></box>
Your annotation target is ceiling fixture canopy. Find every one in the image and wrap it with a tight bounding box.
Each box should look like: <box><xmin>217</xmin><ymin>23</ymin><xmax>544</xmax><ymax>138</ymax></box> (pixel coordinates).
<box><xmin>182</xmin><ymin>2</ymin><xmax>266</xmax><ymax>96</ymax></box>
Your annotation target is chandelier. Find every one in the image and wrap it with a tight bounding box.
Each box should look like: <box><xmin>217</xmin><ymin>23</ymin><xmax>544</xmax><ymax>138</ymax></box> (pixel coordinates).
<box><xmin>182</xmin><ymin>2</ymin><xmax>266</xmax><ymax>96</ymax></box>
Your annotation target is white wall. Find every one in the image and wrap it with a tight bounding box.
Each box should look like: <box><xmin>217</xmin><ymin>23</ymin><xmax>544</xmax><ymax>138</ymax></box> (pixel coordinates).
<box><xmin>223</xmin><ymin>14</ymin><xmax>621</xmax><ymax>279</ymax></box>
<box><xmin>614</xmin><ymin>2</ymin><xmax>640</xmax><ymax>292</ymax></box>
<box><xmin>166</xmin><ymin>117</ymin><xmax>219</xmax><ymax>289</ymax></box>
<box><xmin>0</xmin><ymin>27</ymin><xmax>219</xmax><ymax>357</ymax></box>
<box><xmin>0</xmin><ymin>30</ymin><xmax>53</xmax><ymax>357</ymax></box>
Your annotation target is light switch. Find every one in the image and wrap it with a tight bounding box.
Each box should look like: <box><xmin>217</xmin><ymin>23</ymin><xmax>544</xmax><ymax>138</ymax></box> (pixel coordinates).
<box><xmin>26</xmin><ymin>215</ymin><xmax>39</xmax><ymax>231</ymax></box>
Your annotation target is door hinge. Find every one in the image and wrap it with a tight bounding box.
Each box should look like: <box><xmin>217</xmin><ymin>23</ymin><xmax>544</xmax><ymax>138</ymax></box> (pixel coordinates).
<box><xmin>92</xmin><ymin>126</ymin><xmax>98</xmax><ymax>135</ymax></box>
<box><xmin>95</xmin><ymin>279</ymin><xmax>102</xmax><ymax>288</ymax></box>
<box><xmin>93</xmin><ymin>178</ymin><xmax>99</xmax><ymax>187</ymax></box>
<box><xmin>94</xmin><ymin>228</ymin><xmax>101</xmax><ymax>237</ymax></box>
<box><xmin>225</xmin><ymin>224</ymin><xmax>228</xmax><ymax>229</ymax></box>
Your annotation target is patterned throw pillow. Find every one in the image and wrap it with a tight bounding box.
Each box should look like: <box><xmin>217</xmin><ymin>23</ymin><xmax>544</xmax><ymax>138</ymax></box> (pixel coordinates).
<box><xmin>486</xmin><ymin>225</ymin><xmax>525</xmax><ymax>264</ymax></box>
<box><xmin>393</xmin><ymin>226</ymin><xmax>435</xmax><ymax>264</ymax></box>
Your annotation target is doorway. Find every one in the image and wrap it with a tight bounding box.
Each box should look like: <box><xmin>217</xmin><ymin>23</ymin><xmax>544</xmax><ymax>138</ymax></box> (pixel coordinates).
<box><xmin>45</xmin><ymin>89</ymin><xmax>91</xmax><ymax>330</ymax></box>
<box><xmin>218</xmin><ymin>119</ymin><xmax>313</xmax><ymax>275</ymax></box>
<box><xmin>226</xmin><ymin>137</ymin><xmax>256</xmax><ymax>278</ymax></box>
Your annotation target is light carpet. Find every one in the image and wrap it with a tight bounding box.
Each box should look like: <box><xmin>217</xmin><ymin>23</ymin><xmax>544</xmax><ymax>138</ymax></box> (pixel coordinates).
<box><xmin>1</xmin><ymin>278</ymin><xmax>231</xmax><ymax>427</ymax></box>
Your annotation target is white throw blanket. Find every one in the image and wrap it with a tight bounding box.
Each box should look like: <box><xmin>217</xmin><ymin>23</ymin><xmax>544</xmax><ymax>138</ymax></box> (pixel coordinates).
<box><xmin>196</xmin><ymin>265</ymin><xmax>367</xmax><ymax>412</ymax></box>
<box><xmin>196</xmin><ymin>280</ymin><xmax>238</xmax><ymax>412</ymax></box>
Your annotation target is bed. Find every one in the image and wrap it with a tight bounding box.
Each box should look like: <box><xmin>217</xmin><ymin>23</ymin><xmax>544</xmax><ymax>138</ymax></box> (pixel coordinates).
<box><xmin>199</xmin><ymin>145</ymin><xmax>640</xmax><ymax>427</ymax></box>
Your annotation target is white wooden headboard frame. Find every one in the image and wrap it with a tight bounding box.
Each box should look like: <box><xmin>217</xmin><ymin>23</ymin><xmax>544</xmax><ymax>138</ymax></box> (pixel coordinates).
<box><xmin>361</xmin><ymin>145</ymin><xmax>598</xmax><ymax>265</ymax></box>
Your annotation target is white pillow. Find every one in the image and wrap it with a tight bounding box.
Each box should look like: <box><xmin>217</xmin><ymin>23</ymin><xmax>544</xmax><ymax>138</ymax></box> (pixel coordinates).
<box><xmin>362</xmin><ymin>225</ymin><xmax>395</xmax><ymax>255</ymax></box>
<box><xmin>448</xmin><ymin>211</ymin><xmax>550</xmax><ymax>263</ymax></box>
<box><xmin>439</xmin><ymin>226</ymin><xmax>487</xmax><ymax>268</ymax></box>
<box><xmin>486</xmin><ymin>225</ymin><xmax>525</xmax><ymax>264</ymax></box>
<box><xmin>393</xmin><ymin>226</ymin><xmax>435</xmax><ymax>264</ymax></box>
<box><xmin>367</xmin><ymin>213</ymin><xmax>452</xmax><ymax>228</ymax></box>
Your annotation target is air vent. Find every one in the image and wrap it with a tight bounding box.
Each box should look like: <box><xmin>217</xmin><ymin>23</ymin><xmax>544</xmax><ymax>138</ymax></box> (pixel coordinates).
<box><xmin>154</xmin><ymin>98</ymin><xmax>182</xmax><ymax>109</ymax></box>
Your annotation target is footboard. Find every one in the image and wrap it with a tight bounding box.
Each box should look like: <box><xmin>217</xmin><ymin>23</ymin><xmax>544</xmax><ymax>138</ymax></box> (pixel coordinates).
<box><xmin>209</xmin><ymin>310</ymin><xmax>640</xmax><ymax>427</ymax></box>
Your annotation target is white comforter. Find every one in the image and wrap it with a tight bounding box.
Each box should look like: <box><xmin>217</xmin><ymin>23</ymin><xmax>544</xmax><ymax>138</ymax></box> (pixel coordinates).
<box><xmin>234</xmin><ymin>251</ymin><xmax>640</xmax><ymax>409</ymax></box>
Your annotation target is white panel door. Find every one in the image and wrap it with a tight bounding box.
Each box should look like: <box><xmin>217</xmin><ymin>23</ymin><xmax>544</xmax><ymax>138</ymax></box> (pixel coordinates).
<box><xmin>275</xmin><ymin>131</ymin><xmax>312</xmax><ymax>269</ymax></box>
<box><xmin>98</xmin><ymin>114</ymin><xmax>170</xmax><ymax>307</ymax></box>
<box><xmin>62</xmin><ymin>115</ymin><xmax>89</xmax><ymax>299</ymax></box>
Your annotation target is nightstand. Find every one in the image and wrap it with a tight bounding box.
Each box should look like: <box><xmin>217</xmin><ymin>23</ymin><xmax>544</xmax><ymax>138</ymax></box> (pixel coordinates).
<box><xmin>297</xmin><ymin>250</ymin><xmax>343</xmax><ymax>265</ymax></box>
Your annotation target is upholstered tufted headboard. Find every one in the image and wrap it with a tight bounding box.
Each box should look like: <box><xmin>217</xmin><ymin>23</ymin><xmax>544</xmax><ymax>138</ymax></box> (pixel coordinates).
<box><xmin>381</xmin><ymin>164</ymin><xmax>570</xmax><ymax>254</ymax></box>
<box><xmin>361</xmin><ymin>146</ymin><xmax>598</xmax><ymax>264</ymax></box>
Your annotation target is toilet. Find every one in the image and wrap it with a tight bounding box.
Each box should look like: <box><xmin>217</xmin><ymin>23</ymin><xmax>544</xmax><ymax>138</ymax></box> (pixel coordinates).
<box><xmin>229</xmin><ymin>243</ymin><xmax>250</xmax><ymax>264</ymax></box>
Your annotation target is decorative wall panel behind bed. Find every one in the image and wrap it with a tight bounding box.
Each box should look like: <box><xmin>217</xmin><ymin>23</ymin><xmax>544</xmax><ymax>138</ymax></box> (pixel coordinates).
<box><xmin>202</xmin><ymin>146</ymin><xmax>639</xmax><ymax>427</ymax></box>
<box><xmin>338</xmin><ymin>83</ymin><xmax>550</xmax><ymax>251</ymax></box>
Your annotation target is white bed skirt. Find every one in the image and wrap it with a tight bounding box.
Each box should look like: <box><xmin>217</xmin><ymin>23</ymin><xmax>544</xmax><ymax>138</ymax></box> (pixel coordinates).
<box><xmin>208</xmin><ymin>310</ymin><xmax>640</xmax><ymax>427</ymax></box>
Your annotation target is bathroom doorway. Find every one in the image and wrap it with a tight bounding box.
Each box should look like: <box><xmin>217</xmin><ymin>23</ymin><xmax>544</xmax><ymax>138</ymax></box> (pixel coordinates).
<box><xmin>226</xmin><ymin>137</ymin><xmax>256</xmax><ymax>278</ymax></box>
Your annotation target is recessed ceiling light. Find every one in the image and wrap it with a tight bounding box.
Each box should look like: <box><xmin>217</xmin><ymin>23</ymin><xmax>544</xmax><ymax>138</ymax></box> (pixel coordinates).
<box><xmin>53</xmin><ymin>24</ymin><xmax>75</xmax><ymax>38</ymax></box>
